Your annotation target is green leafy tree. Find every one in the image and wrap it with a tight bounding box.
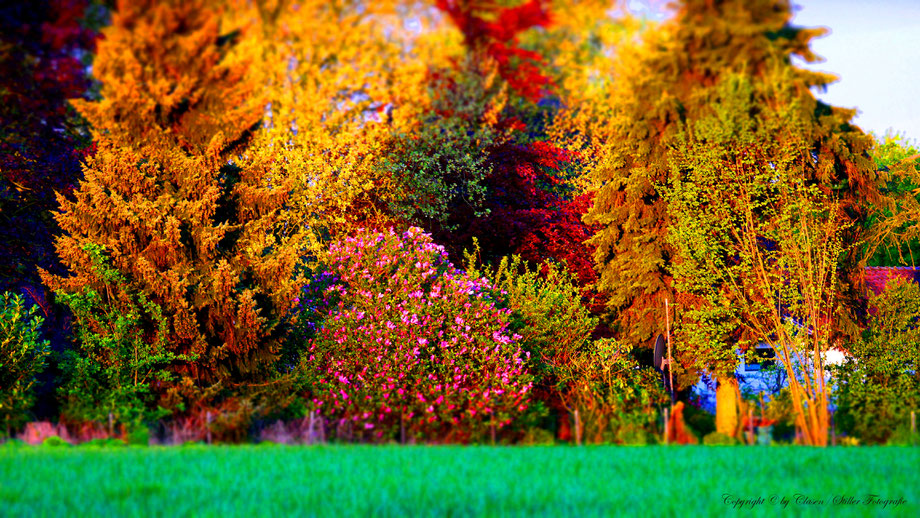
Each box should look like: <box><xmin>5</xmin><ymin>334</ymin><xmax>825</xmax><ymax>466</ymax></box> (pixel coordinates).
<box><xmin>55</xmin><ymin>244</ymin><xmax>187</xmax><ymax>428</ymax></box>
<box><xmin>584</xmin><ymin>0</ymin><xmax>877</xmax><ymax>350</ymax></box>
<box><xmin>0</xmin><ymin>292</ymin><xmax>50</xmax><ymax>436</ymax></box>
<box><xmin>583</xmin><ymin>0</ymin><xmax>879</xmax><ymax>437</ymax></box>
<box><xmin>834</xmin><ymin>277</ymin><xmax>920</xmax><ymax>444</ymax></box>
<box><xmin>663</xmin><ymin>74</ymin><xmax>846</xmax><ymax>446</ymax></box>
<box><xmin>377</xmin><ymin>69</ymin><xmax>499</xmax><ymax>226</ymax></box>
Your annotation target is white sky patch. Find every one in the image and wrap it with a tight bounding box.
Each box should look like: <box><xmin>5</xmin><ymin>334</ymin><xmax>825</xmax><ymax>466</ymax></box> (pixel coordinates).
<box><xmin>793</xmin><ymin>0</ymin><xmax>920</xmax><ymax>139</ymax></box>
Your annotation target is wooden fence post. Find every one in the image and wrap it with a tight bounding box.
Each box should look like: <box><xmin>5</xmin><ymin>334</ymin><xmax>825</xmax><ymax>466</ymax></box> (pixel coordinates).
<box><xmin>400</xmin><ymin>410</ymin><xmax>406</xmax><ymax>445</ymax></box>
<box><xmin>911</xmin><ymin>411</ymin><xmax>916</xmax><ymax>447</ymax></box>
<box><xmin>663</xmin><ymin>407</ymin><xmax>669</xmax><ymax>445</ymax></box>
<box><xmin>574</xmin><ymin>409</ymin><xmax>582</xmax><ymax>446</ymax></box>
<box><xmin>748</xmin><ymin>407</ymin><xmax>754</xmax><ymax>445</ymax></box>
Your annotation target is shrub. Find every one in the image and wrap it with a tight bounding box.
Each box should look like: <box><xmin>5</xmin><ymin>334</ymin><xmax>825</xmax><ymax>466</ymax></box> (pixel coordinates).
<box><xmin>519</xmin><ymin>427</ymin><xmax>556</xmax><ymax>445</ymax></box>
<box><xmin>41</xmin><ymin>435</ymin><xmax>71</xmax><ymax>448</ymax></box>
<box><xmin>0</xmin><ymin>292</ymin><xmax>50</xmax><ymax>436</ymax></box>
<box><xmin>126</xmin><ymin>426</ymin><xmax>150</xmax><ymax>446</ymax></box>
<box><xmin>763</xmin><ymin>388</ymin><xmax>797</xmax><ymax>442</ymax></box>
<box><xmin>703</xmin><ymin>431</ymin><xmax>739</xmax><ymax>446</ymax></box>
<box><xmin>683</xmin><ymin>400</ymin><xmax>716</xmax><ymax>439</ymax></box>
<box><xmin>462</xmin><ymin>250</ymin><xmax>597</xmax><ymax>394</ymax></box>
<box><xmin>833</xmin><ymin>278</ymin><xmax>920</xmax><ymax>444</ymax></box>
<box><xmin>55</xmin><ymin>244</ymin><xmax>186</xmax><ymax>429</ymax></box>
<box><xmin>462</xmin><ymin>248</ymin><xmax>598</xmax><ymax>437</ymax></box>
<box><xmin>83</xmin><ymin>438</ymin><xmax>127</xmax><ymax>448</ymax></box>
<box><xmin>297</xmin><ymin>227</ymin><xmax>532</xmax><ymax>443</ymax></box>
<box><xmin>557</xmin><ymin>338</ymin><xmax>667</xmax><ymax>444</ymax></box>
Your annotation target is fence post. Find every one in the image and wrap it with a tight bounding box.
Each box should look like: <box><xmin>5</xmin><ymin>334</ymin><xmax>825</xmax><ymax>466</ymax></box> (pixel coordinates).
<box><xmin>574</xmin><ymin>409</ymin><xmax>582</xmax><ymax>446</ymax></box>
<box><xmin>912</xmin><ymin>411</ymin><xmax>916</xmax><ymax>447</ymax></box>
<box><xmin>663</xmin><ymin>407</ymin><xmax>669</xmax><ymax>446</ymax></box>
<box><xmin>400</xmin><ymin>410</ymin><xmax>406</xmax><ymax>445</ymax></box>
<box><xmin>206</xmin><ymin>411</ymin><xmax>212</xmax><ymax>445</ymax></box>
<box><xmin>748</xmin><ymin>407</ymin><xmax>754</xmax><ymax>446</ymax></box>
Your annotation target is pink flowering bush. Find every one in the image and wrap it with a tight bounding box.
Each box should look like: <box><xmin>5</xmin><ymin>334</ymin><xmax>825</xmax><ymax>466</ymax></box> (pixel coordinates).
<box><xmin>298</xmin><ymin>227</ymin><xmax>532</xmax><ymax>443</ymax></box>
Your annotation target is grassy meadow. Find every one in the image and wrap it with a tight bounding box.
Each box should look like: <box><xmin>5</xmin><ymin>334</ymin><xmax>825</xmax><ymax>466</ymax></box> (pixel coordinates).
<box><xmin>1</xmin><ymin>444</ymin><xmax>916</xmax><ymax>517</ymax></box>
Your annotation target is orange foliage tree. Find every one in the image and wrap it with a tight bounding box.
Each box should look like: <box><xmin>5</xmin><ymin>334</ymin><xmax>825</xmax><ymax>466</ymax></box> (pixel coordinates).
<box><xmin>41</xmin><ymin>0</ymin><xmax>305</xmax><ymax>411</ymax></box>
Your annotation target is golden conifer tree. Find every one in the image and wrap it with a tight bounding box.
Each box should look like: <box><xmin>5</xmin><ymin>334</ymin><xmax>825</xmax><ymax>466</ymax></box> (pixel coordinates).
<box><xmin>582</xmin><ymin>0</ymin><xmax>880</xmax><ymax>438</ymax></box>
<box><xmin>584</xmin><ymin>0</ymin><xmax>878</xmax><ymax>348</ymax></box>
<box><xmin>41</xmin><ymin>0</ymin><xmax>304</xmax><ymax>406</ymax></box>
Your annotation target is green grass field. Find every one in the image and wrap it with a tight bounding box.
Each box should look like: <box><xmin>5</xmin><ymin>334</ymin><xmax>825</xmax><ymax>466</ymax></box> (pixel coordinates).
<box><xmin>1</xmin><ymin>443</ymin><xmax>916</xmax><ymax>517</ymax></box>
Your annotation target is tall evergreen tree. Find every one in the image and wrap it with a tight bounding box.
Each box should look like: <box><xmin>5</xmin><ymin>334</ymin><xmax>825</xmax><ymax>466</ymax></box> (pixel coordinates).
<box><xmin>41</xmin><ymin>0</ymin><xmax>304</xmax><ymax>408</ymax></box>
<box><xmin>583</xmin><ymin>0</ymin><xmax>881</xmax><ymax>436</ymax></box>
<box><xmin>585</xmin><ymin>1</ymin><xmax>879</xmax><ymax>349</ymax></box>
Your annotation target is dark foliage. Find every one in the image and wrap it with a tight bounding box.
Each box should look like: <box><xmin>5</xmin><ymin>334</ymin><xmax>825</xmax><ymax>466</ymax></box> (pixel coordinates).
<box><xmin>0</xmin><ymin>0</ymin><xmax>98</xmax><ymax>292</ymax></box>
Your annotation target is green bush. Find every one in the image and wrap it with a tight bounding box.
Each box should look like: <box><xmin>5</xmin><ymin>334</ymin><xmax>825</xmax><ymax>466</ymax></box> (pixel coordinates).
<box><xmin>763</xmin><ymin>388</ymin><xmax>797</xmax><ymax>442</ymax></box>
<box><xmin>519</xmin><ymin>427</ymin><xmax>556</xmax><ymax>445</ymax></box>
<box><xmin>55</xmin><ymin>244</ymin><xmax>187</xmax><ymax>429</ymax></box>
<box><xmin>683</xmin><ymin>402</ymin><xmax>716</xmax><ymax>439</ymax></box>
<box><xmin>604</xmin><ymin>426</ymin><xmax>658</xmax><ymax>446</ymax></box>
<box><xmin>885</xmin><ymin>427</ymin><xmax>920</xmax><ymax>447</ymax></box>
<box><xmin>463</xmin><ymin>247</ymin><xmax>598</xmax><ymax>436</ymax></box>
<box><xmin>703</xmin><ymin>431</ymin><xmax>739</xmax><ymax>446</ymax></box>
<box><xmin>463</xmin><ymin>249</ymin><xmax>667</xmax><ymax>445</ymax></box>
<box><xmin>126</xmin><ymin>426</ymin><xmax>151</xmax><ymax>446</ymax></box>
<box><xmin>0</xmin><ymin>292</ymin><xmax>50</xmax><ymax>437</ymax></box>
<box><xmin>83</xmin><ymin>437</ymin><xmax>126</xmax><ymax>448</ymax></box>
<box><xmin>41</xmin><ymin>435</ymin><xmax>70</xmax><ymax>447</ymax></box>
<box><xmin>833</xmin><ymin>278</ymin><xmax>920</xmax><ymax>444</ymax></box>
<box><xmin>464</xmin><ymin>250</ymin><xmax>597</xmax><ymax>388</ymax></box>
<box><xmin>558</xmin><ymin>338</ymin><xmax>667</xmax><ymax>444</ymax></box>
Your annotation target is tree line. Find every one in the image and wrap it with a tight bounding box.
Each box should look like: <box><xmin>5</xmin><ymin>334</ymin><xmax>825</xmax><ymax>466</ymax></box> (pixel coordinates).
<box><xmin>2</xmin><ymin>0</ymin><xmax>919</xmax><ymax>445</ymax></box>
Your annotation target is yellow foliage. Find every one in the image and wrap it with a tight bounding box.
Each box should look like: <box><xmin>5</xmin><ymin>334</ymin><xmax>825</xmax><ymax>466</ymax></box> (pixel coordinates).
<box><xmin>231</xmin><ymin>0</ymin><xmax>450</xmax><ymax>248</ymax></box>
<box><xmin>540</xmin><ymin>1</ymin><xmax>642</xmax><ymax>192</ymax></box>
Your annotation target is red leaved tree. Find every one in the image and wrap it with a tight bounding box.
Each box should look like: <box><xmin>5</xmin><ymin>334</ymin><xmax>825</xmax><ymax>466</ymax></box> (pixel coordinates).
<box><xmin>426</xmin><ymin>0</ymin><xmax>606</xmax><ymax>315</ymax></box>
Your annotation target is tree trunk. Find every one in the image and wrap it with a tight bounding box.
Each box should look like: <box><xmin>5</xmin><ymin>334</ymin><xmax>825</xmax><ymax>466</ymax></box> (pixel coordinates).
<box><xmin>715</xmin><ymin>376</ymin><xmax>740</xmax><ymax>437</ymax></box>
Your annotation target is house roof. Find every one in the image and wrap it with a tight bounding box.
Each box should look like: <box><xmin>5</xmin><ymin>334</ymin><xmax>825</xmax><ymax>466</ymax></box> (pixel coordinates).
<box><xmin>864</xmin><ymin>266</ymin><xmax>920</xmax><ymax>295</ymax></box>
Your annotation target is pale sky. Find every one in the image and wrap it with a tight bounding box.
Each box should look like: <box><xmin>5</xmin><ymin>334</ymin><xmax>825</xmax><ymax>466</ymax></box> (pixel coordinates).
<box><xmin>789</xmin><ymin>0</ymin><xmax>920</xmax><ymax>140</ymax></box>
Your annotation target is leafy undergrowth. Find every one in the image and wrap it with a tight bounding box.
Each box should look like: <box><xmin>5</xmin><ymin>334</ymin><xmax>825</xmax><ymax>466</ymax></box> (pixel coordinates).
<box><xmin>0</xmin><ymin>444</ymin><xmax>916</xmax><ymax>517</ymax></box>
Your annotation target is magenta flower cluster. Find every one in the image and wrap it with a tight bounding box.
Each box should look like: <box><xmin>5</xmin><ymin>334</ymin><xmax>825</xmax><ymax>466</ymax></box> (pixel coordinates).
<box><xmin>304</xmin><ymin>227</ymin><xmax>532</xmax><ymax>442</ymax></box>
